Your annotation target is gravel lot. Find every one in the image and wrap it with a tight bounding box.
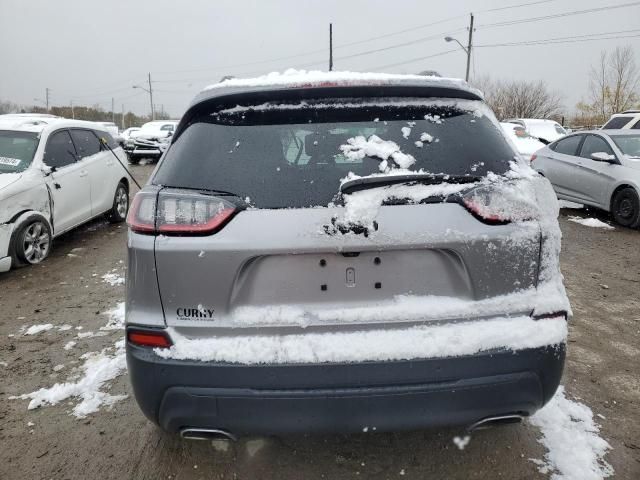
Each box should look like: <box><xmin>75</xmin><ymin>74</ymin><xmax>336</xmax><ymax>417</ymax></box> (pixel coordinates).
<box><xmin>0</xmin><ymin>164</ymin><xmax>638</xmax><ymax>479</ymax></box>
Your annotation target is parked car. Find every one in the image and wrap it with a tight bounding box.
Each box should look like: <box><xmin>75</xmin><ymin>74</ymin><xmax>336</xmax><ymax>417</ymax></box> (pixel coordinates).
<box><xmin>503</xmin><ymin>118</ymin><xmax>567</xmax><ymax>144</ymax></box>
<box><xmin>0</xmin><ymin>117</ymin><xmax>131</xmax><ymax>272</ymax></box>
<box><xmin>126</xmin><ymin>120</ymin><xmax>178</xmax><ymax>164</ymax></box>
<box><xmin>120</xmin><ymin>127</ymin><xmax>141</xmax><ymax>149</ymax></box>
<box><xmin>500</xmin><ymin>122</ymin><xmax>547</xmax><ymax>162</ymax></box>
<box><xmin>125</xmin><ymin>72</ymin><xmax>569</xmax><ymax>438</ymax></box>
<box><xmin>601</xmin><ymin>110</ymin><xmax>640</xmax><ymax>130</ymax></box>
<box><xmin>532</xmin><ymin>130</ymin><xmax>640</xmax><ymax>227</ymax></box>
<box><xmin>96</xmin><ymin>121</ymin><xmax>121</xmax><ymax>142</ymax></box>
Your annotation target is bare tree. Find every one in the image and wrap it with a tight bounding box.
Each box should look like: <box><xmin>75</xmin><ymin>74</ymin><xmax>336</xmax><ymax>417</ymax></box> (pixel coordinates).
<box><xmin>587</xmin><ymin>45</ymin><xmax>640</xmax><ymax>122</ymax></box>
<box><xmin>471</xmin><ymin>76</ymin><xmax>563</xmax><ymax>120</ymax></box>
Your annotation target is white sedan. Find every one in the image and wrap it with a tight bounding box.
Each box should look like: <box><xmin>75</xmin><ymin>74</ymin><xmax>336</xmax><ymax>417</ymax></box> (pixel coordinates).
<box><xmin>500</xmin><ymin>122</ymin><xmax>547</xmax><ymax>162</ymax></box>
<box><xmin>0</xmin><ymin>116</ymin><xmax>132</xmax><ymax>272</ymax></box>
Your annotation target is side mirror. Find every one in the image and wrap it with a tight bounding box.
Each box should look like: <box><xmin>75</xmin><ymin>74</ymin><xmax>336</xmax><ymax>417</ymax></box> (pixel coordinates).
<box><xmin>42</xmin><ymin>165</ymin><xmax>57</xmax><ymax>176</ymax></box>
<box><xmin>590</xmin><ymin>152</ymin><xmax>616</xmax><ymax>163</ymax></box>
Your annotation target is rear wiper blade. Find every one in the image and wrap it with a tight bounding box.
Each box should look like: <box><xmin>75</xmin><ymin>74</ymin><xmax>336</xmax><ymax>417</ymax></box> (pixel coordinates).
<box><xmin>161</xmin><ymin>185</ymin><xmax>243</xmax><ymax>198</ymax></box>
<box><xmin>340</xmin><ymin>173</ymin><xmax>481</xmax><ymax>195</ymax></box>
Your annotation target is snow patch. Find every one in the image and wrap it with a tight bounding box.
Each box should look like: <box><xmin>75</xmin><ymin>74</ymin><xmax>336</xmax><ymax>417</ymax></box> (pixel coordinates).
<box><xmin>11</xmin><ymin>340</ymin><xmax>127</xmax><ymax>418</ymax></box>
<box><xmin>101</xmin><ymin>273</ymin><xmax>125</xmax><ymax>286</ymax></box>
<box><xmin>23</xmin><ymin>324</ymin><xmax>54</xmax><ymax>335</ymax></box>
<box><xmin>156</xmin><ymin>316</ymin><xmax>566</xmax><ymax>365</ymax></box>
<box><xmin>101</xmin><ymin>302</ymin><xmax>125</xmax><ymax>331</ymax></box>
<box><xmin>453</xmin><ymin>435</ymin><xmax>471</xmax><ymax>450</ymax></box>
<box><xmin>204</xmin><ymin>69</ymin><xmax>472</xmax><ymax>93</ymax></box>
<box><xmin>568</xmin><ymin>217</ymin><xmax>614</xmax><ymax>230</ymax></box>
<box><xmin>529</xmin><ymin>386</ymin><xmax>613</xmax><ymax>480</ymax></box>
<box><xmin>339</xmin><ymin>135</ymin><xmax>416</xmax><ymax>170</ymax></box>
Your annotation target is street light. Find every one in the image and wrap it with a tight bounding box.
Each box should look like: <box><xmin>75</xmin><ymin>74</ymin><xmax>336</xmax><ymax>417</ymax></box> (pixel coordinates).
<box><xmin>445</xmin><ymin>13</ymin><xmax>474</xmax><ymax>83</ymax></box>
<box><xmin>133</xmin><ymin>79</ymin><xmax>155</xmax><ymax>120</ymax></box>
<box><xmin>445</xmin><ymin>36</ymin><xmax>471</xmax><ymax>82</ymax></box>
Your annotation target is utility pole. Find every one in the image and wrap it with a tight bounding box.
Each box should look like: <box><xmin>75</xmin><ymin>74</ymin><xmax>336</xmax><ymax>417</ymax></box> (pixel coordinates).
<box><xmin>70</xmin><ymin>100</ymin><xmax>75</xmax><ymax>119</ymax></box>
<box><xmin>121</xmin><ymin>104</ymin><xmax>125</xmax><ymax>129</ymax></box>
<box><xmin>148</xmin><ymin>72</ymin><xmax>155</xmax><ymax>120</ymax></box>
<box><xmin>111</xmin><ymin>97</ymin><xmax>115</xmax><ymax>123</ymax></box>
<box><xmin>329</xmin><ymin>23</ymin><xmax>333</xmax><ymax>71</ymax></box>
<box><xmin>45</xmin><ymin>88</ymin><xmax>50</xmax><ymax>112</ymax></box>
<box><xmin>465</xmin><ymin>13</ymin><xmax>474</xmax><ymax>82</ymax></box>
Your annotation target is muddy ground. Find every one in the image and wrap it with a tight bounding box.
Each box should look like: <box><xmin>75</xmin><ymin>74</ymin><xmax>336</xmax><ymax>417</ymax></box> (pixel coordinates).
<box><xmin>0</xmin><ymin>164</ymin><xmax>638</xmax><ymax>479</ymax></box>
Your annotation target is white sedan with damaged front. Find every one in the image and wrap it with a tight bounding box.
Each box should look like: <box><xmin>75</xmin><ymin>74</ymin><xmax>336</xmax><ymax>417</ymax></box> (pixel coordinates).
<box><xmin>0</xmin><ymin>116</ymin><xmax>132</xmax><ymax>272</ymax></box>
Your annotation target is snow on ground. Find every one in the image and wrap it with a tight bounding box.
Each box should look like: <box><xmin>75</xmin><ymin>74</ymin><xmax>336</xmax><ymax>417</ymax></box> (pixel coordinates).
<box><xmin>568</xmin><ymin>216</ymin><xmax>614</xmax><ymax>230</ymax></box>
<box><xmin>101</xmin><ymin>272</ymin><xmax>125</xmax><ymax>286</ymax></box>
<box><xmin>12</xmin><ymin>300</ymin><xmax>128</xmax><ymax>418</ymax></box>
<box><xmin>23</xmin><ymin>324</ymin><xmax>54</xmax><ymax>335</ymax></box>
<box><xmin>529</xmin><ymin>386</ymin><xmax>614</xmax><ymax>480</ymax></box>
<box><xmin>101</xmin><ymin>302</ymin><xmax>125</xmax><ymax>331</ymax></box>
<box><xmin>558</xmin><ymin>200</ymin><xmax>583</xmax><ymax>209</ymax></box>
<box><xmin>156</xmin><ymin>316</ymin><xmax>566</xmax><ymax>365</ymax></box>
<box><xmin>11</xmin><ymin>340</ymin><xmax>127</xmax><ymax>418</ymax></box>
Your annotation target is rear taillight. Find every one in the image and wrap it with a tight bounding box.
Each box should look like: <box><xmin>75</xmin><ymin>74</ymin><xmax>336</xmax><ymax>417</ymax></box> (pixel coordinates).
<box><xmin>530</xmin><ymin>154</ymin><xmax>537</xmax><ymax>163</ymax></box>
<box><xmin>462</xmin><ymin>183</ymin><xmax>538</xmax><ymax>224</ymax></box>
<box><xmin>127</xmin><ymin>189</ymin><xmax>238</xmax><ymax>235</ymax></box>
<box><xmin>127</xmin><ymin>328</ymin><xmax>172</xmax><ymax>348</ymax></box>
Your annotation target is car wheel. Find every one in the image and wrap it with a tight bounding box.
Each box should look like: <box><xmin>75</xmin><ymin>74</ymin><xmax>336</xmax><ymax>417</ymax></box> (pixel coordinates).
<box><xmin>611</xmin><ymin>187</ymin><xmax>640</xmax><ymax>228</ymax></box>
<box><xmin>109</xmin><ymin>182</ymin><xmax>129</xmax><ymax>223</ymax></box>
<box><xmin>12</xmin><ymin>215</ymin><xmax>52</xmax><ymax>267</ymax></box>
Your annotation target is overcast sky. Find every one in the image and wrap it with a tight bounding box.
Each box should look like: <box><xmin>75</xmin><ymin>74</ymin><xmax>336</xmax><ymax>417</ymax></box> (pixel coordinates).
<box><xmin>1</xmin><ymin>0</ymin><xmax>639</xmax><ymax>118</ymax></box>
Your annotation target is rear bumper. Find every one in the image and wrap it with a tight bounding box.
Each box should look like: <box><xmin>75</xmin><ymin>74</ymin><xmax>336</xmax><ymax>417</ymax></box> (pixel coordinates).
<box><xmin>127</xmin><ymin>342</ymin><xmax>565</xmax><ymax>436</ymax></box>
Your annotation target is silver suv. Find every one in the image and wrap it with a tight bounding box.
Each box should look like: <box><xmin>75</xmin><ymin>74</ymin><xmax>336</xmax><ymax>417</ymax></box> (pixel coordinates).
<box><xmin>125</xmin><ymin>74</ymin><xmax>569</xmax><ymax>438</ymax></box>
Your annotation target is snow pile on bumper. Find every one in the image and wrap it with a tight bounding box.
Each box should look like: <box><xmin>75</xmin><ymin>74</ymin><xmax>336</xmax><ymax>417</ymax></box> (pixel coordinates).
<box><xmin>155</xmin><ymin>315</ymin><xmax>567</xmax><ymax>365</ymax></box>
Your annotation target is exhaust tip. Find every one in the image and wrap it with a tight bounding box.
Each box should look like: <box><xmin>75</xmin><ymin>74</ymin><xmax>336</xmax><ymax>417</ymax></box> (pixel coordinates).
<box><xmin>469</xmin><ymin>414</ymin><xmax>525</xmax><ymax>431</ymax></box>
<box><xmin>180</xmin><ymin>428</ymin><xmax>237</xmax><ymax>442</ymax></box>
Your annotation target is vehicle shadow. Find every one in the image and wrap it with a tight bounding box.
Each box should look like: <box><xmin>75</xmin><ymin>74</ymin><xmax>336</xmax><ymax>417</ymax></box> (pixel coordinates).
<box><xmin>135</xmin><ymin>422</ymin><xmax>546</xmax><ymax>479</ymax></box>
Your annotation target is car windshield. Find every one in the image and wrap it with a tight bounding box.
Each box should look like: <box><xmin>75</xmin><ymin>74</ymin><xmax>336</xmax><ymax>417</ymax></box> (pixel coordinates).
<box><xmin>610</xmin><ymin>134</ymin><xmax>640</xmax><ymax>157</ymax></box>
<box><xmin>0</xmin><ymin>130</ymin><xmax>39</xmax><ymax>174</ymax></box>
<box><xmin>153</xmin><ymin>98</ymin><xmax>515</xmax><ymax>209</ymax></box>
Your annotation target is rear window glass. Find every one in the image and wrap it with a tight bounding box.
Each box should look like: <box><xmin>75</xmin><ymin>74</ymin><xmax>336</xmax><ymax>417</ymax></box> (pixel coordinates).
<box><xmin>0</xmin><ymin>131</ymin><xmax>39</xmax><ymax>173</ymax></box>
<box><xmin>603</xmin><ymin>116</ymin><xmax>633</xmax><ymax>129</ymax></box>
<box><xmin>153</xmin><ymin>98</ymin><xmax>515</xmax><ymax>209</ymax></box>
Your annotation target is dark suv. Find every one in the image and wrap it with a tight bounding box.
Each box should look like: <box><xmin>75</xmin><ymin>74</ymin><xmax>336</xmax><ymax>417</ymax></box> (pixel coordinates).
<box><xmin>125</xmin><ymin>73</ymin><xmax>569</xmax><ymax>439</ymax></box>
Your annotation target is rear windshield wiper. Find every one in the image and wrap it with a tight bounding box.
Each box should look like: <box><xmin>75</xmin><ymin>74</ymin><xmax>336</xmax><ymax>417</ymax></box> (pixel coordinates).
<box><xmin>340</xmin><ymin>173</ymin><xmax>481</xmax><ymax>195</ymax></box>
<box><xmin>160</xmin><ymin>184</ymin><xmax>243</xmax><ymax>198</ymax></box>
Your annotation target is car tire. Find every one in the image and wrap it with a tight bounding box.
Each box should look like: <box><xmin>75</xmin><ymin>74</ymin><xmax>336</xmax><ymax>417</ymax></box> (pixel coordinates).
<box><xmin>109</xmin><ymin>182</ymin><xmax>129</xmax><ymax>223</ymax></box>
<box><xmin>127</xmin><ymin>154</ymin><xmax>139</xmax><ymax>165</ymax></box>
<box><xmin>611</xmin><ymin>187</ymin><xmax>640</xmax><ymax>228</ymax></box>
<box><xmin>11</xmin><ymin>214</ymin><xmax>52</xmax><ymax>267</ymax></box>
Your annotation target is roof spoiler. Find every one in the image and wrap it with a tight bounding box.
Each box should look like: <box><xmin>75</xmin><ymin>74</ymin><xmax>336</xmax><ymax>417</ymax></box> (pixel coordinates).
<box><xmin>174</xmin><ymin>84</ymin><xmax>483</xmax><ymax>140</ymax></box>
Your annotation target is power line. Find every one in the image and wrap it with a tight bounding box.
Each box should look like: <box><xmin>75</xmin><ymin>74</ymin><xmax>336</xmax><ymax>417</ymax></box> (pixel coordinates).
<box><xmin>475</xmin><ymin>0</ymin><xmax>557</xmax><ymax>14</ymax></box>
<box><xmin>366</xmin><ymin>48</ymin><xmax>459</xmax><ymax>71</ymax></box>
<box><xmin>332</xmin><ymin>28</ymin><xmax>467</xmax><ymax>62</ymax></box>
<box><xmin>478</xmin><ymin>1</ymin><xmax>640</xmax><ymax>28</ymax></box>
<box><xmin>475</xmin><ymin>29</ymin><xmax>640</xmax><ymax>47</ymax></box>
<box><xmin>152</xmin><ymin>17</ymin><xmax>467</xmax><ymax>77</ymax></box>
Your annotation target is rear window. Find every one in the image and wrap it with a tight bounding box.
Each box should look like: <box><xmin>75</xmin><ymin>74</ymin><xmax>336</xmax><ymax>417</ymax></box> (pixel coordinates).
<box><xmin>603</xmin><ymin>116</ymin><xmax>633</xmax><ymax>129</ymax></box>
<box><xmin>0</xmin><ymin>130</ymin><xmax>39</xmax><ymax>173</ymax></box>
<box><xmin>153</xmin><ymin>98</ymin><xmax>515</xmax><ymax>208</ymax></box>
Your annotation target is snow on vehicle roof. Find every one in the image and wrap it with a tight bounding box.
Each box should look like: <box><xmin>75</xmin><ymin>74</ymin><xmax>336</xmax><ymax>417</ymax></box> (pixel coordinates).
<box><xmin>0</xmin><ymin>114</ymin><xmax>64</xmax><ymax>132</ymax></box>
<box><xmin>196</xmin><ymin>69</ymin><xmax>481</xmax><ymax>103</ymax></box>
<box><xmin>0</xmin><ymin>117</ymin><xmax>112</xmax><ymax>134</ymax></box>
